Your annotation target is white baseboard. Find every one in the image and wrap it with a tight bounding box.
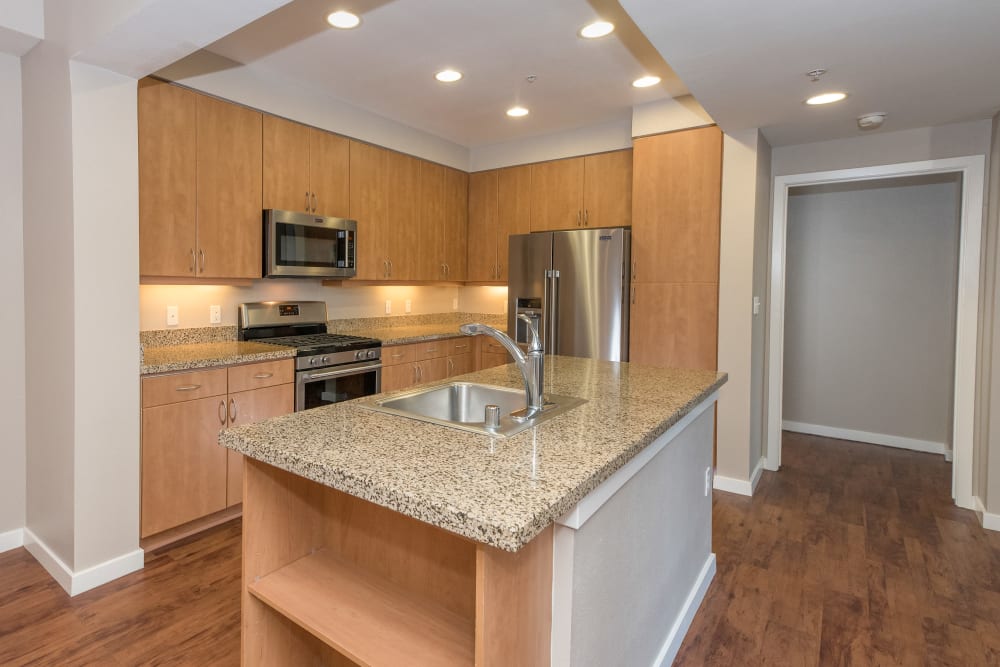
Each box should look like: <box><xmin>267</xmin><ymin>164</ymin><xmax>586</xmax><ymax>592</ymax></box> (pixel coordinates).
<box><xmin>782</xmin><ymin>421</ymin><xmax>946</xmax><ymax>455</ymax></box>
<box><xmin>652</xmin><ymin>553</ymin><xmax>717</xmax><ymax>667</ymax></box>
<box><xmin>749</xmin><ymin>457</ymin><xmax>764</xmax><ymax>494</ymax></box>
<box><xmin>975</xmin><ymin>498</ymin><xmax>1000</xmax><ymax>532</ymax></box>
<box><xmin>23</xmin><ymin>528</ymin><xmax>144</xmax><ymax>596</ymax></box>
<box><xmin>712</xmin><ymin>457</ymin><xmax>766</xmax><ymax>497</ymax></box>
<box><xmin>0</xmin><ymin>528</ymin><xmax>24</xmax><ymax>553</ymax></box>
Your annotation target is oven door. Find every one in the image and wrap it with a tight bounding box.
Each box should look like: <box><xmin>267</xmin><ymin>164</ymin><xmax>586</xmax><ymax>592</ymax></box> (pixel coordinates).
<box><xmin>296</xmin><ymin>360</ymin><xmax>381</xmax><ymax>411</ymax></box>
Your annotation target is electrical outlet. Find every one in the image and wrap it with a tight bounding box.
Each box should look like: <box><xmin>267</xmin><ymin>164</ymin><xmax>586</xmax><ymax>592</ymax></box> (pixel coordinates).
<box><xmin>209</xmin><ymin>305</ymin><xmax>222</xmax><ymax>324</ymax></box>
<box><xmin>704</xmin><ymin>467</ymin><xmax>713</xmax><ymax>496</ymax></box>
<box><xmin>452</xmin><ymin>297</ymin><xmax>459</xmax><ymax>310</ymax></box>
<box><xmin>404</xmin><ymin>299</ymin><xmax>411</xmax><ymax>313</ymax></box>
<box><xmin>385</xmin><ymin>299</ymin><xmax>392</xmax><ymax>315</ymax></box>
<box><xmin>166</xmin><ymin>306</ymin><xmax>179</xmax><ymax>327</ymax></box>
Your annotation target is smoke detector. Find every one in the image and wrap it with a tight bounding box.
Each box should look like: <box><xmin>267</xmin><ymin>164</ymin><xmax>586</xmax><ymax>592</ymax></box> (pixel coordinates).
<box><xmin>857</xmin><ymin>112</ymin><xmax>887</xmax><ymax>130</ymax></box>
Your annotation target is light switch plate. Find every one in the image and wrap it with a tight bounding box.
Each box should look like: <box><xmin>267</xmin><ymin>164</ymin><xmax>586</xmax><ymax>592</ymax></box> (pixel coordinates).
<box><xmin>385</xmin><ymin>300</ymin><xmax>392</xmax><ymax>314</ymax></box>
<box><xmin>752</xmin><ymin>296</ymin><xmax>761</xmax><ymax>316</ymax></box>
<box><xmin>452</xmin><ymin>297</ymin><xmax>459</xmax><ymax>310</ymax></box>
<box><xmin>209</xmin><ymin>305</ymin><xmax>221</xmax><ymax>324</ymax></box>
<box><xmin>404</xmin><ymin>299</ymin><xmax>411</xmax><ymax>313</ymax></box>
<box><xmin>166</xmin><ymin>306</ymin><xmax>179</xmax><ymax>326</ymax></box>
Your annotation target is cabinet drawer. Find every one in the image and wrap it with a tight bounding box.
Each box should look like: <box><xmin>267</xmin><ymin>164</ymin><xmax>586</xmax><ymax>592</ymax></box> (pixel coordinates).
<box><xmin>382</xmin><ymin>344</ymin><xmax>416</xmax><ymax>367</ymax></box>
<box><xmin>415</xmin><ymin>340</ymin><xmax>450</xmax><ymax>360</ymax></box>
<box><xmin>481</xmin><ymin>339</ymin><xmax>510</xmax><ymax>356</ymax></box>
<box><xmin>447</xmin><ymin>338</ymin><xmax>473</xmax><ymax>356</ymax></box>
<box><xmin>228</xmin><ymin>359</ymin><xmax>294</xmax><ymax>393</ymax></box>
<box><xmin>142</xmin><ymin>368</ymin><xmax>227</xmax><ymax>408</ymax></box>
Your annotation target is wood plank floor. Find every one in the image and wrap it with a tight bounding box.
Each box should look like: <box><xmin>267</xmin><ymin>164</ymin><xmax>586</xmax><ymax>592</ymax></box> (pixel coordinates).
<box><xmin>1</xmin><ymin>432</ymin><xmax>998</xmax><ymax>665</ymax></box>
<box><xmin>676</xmin><ymin>431</ymin><xmax>1000</xmax><ymax>666</ymax></box>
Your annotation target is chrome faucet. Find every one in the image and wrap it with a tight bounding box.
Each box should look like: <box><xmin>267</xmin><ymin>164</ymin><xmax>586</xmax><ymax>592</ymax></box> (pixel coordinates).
<box><xmin>460</xmin><ymin>313</ymin><xmax>545</xmax><ymax>417</ymax></box>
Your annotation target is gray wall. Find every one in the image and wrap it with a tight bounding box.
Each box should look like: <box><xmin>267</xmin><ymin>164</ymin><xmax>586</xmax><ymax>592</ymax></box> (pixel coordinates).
<box><xmin>983</xmin><ymin>112</ymin><xmax>1000</xmax><ymax>512</ymax></box>
<box><xmin>0</xmin><ymin>52</ymin><xmax>26</xmax><ymax>537</ymax></box>
<box><xmin>783</xmin><ymin>175</ymin><xmax>961</xmax><ymax>447</ymax></box>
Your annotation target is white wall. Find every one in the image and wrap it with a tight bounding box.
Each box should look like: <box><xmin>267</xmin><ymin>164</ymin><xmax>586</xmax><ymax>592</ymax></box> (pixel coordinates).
<box><xmin>0</xmin><ymin>52</ymin><xmax>26</xmax><ymax>538</ymax></box>
<box><xmin>631</xmin><ymin>95</ymin><xmax>713</xmax><ymax>139</ymax></box>
<box><xmin>69</xmin><ymin>60</ymin><xmax>141</xmax><ymax>571</ymax></box>
<box><xmin>156</xmin><ymin>50</ymin><xmax>470</xmax><ymax>171</ymax></box>
<box><xmin>772</xmin><ymin>119</ymin><xmax>993</xmax><ymax>177</ymax></box>
<box><xmin>982</xmin><ymin>112</ymin><xmax>1000</xmax><ymax>513</ymax></box>
<box><xmin>468</xmin><ymin>118</ymin><xmax>633</xmax><ymax>172</ymax></box>
<box><xmin>783</xmin><ymin>175</ymin><xmax>961</xmax><ymax>449</ymax></box>
<box><xmin>749</xmin><ymin>132</ymin><xmax>772</xmax><ymax>468</ymax></box>
<box><xmin>0</xmin><ymin>0</ymin><xmax>43</xmax><ymax>55</ymax></box>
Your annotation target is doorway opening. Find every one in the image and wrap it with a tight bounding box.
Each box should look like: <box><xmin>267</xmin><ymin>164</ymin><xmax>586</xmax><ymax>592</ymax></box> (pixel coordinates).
<box><xmin>766</xmin><ymin>157</ymin><xmax>986</xmax><ymax>509</ymax></box>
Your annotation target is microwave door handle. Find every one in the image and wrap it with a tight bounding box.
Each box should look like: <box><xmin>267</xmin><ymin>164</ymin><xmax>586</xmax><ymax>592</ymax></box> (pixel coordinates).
<box><xmin>302</xmin><ymin>363</ymin><xmax>382</xmax><ymax>381</ymax></box>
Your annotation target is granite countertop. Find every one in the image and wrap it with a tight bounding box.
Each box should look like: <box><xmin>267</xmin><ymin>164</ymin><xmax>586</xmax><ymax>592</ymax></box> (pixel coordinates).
<box><xmin>329</xmin><ymin>316</ymin><xmax>506</xmax><ymax>346</ymax></box>
<box><xmin>220</xmin><ymin>356</ymin><xmax>727</xmax><ymax>552</ymax></box>
<box><xmin>141</xmin><ymin>341</ymin><xmax>295</xmax><ymax>375</ymax></box>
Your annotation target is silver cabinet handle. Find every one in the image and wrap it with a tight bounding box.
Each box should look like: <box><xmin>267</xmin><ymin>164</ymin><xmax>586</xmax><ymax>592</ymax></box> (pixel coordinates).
<box><xmin>383</xmin><ymin>259</ymin><xmax>389</xmax><ymax>278</ymax></box>
<box><xmin>448</xmin><ymin>358</ymin><xmax>453</xmax><ymax>375</ymax></box>
<box><xmin>311</xmin><ymin>192</ymin><xmax>317</xmax><ymax>212</ymax></box>
<box><xmin>388</xmin><ymin>259</ymin><xmax>393</xmax><ymax>277</ymax></box>
<box><xmin>228</xmin><ymin>398</ymin><xmax>237</xmax><ymax>423</ymax></box>
<box><xmin>305</xmin><ymin>191</ymin><xmax>310</xmax><ymax>211</ymax></box>
<box><xmin>412</xmin><ymin>364</ymin><xmax>418</xmax><ymax>384</ymax></box>
<box><xmin>416</xmin><ymin>364</ymin><xmax>422</xmax><ymax>382</ymax></box>
<box><xmin>497</xmin><ymin>262</ymin><xmax>502</xmax><ymax>278</ymax></box>
<box><xmin>391</xmin><ymin>351</ymin><xmax>406</xmax><ymax>359</ymax></box>
<box><xmin>492</xmin><ymin>264</ymin><xmax>497</xmax><ymax>280</ymax></box>
<box><xmin>441</xmin><ymin>263</ymin><xmax>447</xmax><ymax>278</ymax></box>
<box><xmin>253</xmin><ymin>372</ymin><xmax>273</xmax><ymax>379</ymax></box>
<box><xmin>218</xmin><ymin>400</ymin><xmax>227</xmax><ymax>426</ymax></box>
<box><xmin>631</xmin><ymin>285</ymin><xmax>636</xmax><ymax>304</ymax></box>
<box><xmin>453</xmin><ymin>343</ymin><xmax>468</xmax><ymax>350</ymax></box>
<box><xmin>584</xmin><ymin>209</ymin><xmax>589</xmax><ymax>226</ymax></box>
<box><xmin>445</xmin><ymin>263</ymin><xmax>450</xmax><ymax>277</ymax></box>
<box><xmin>175</xmin><ymin>384</ymin><xmax>201</xmax><ymax>392</ymax></box>
<box><xmin>632</xmin><ymin>259</ymin><xmax>636</xmax><ymax>281</ymax></box>
<box><xmin>189</xmin><ymin>248</ymin><xmax>195</xmax><ymax>274</ymax></box>
<box><xmin>426</xmin><ymin>347</ymin><xmax>437</xmax><ymax>353</ymax></box>
<box><xmin>576</xmin><ymin>210</ymin><xmax>581</xmax><ymax>227</ymax></box>
<box><xmin>199</xmin><ymin>248</ymin><xmax>206</xmax><ymax>273</ymax></box>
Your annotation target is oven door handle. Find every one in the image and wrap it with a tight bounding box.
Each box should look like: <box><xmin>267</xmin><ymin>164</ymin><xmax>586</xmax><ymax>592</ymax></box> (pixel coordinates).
<box><xmin>301</xmin><ymin>363</ymin><xmax>382</xmax><ymax>381</ymax></box>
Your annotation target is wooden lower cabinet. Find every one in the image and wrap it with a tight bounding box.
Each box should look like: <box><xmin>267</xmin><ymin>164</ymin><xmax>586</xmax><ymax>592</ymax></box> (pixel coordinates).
<box><xmin>140</xmin><ymin>360</ymin><xmax>294</xmax><ymax>540</ymax></box>
<box><xmin>243</xmin><ymin>460</ymin><xmax>552</xmax><ymax>666</ymax></box>
<box><xmin>628</xmin><ymin>282</ymin><xmax>719</xmax><ymax>370</ymax></box>
<box><xmin>478</xmin><ymin>338</ymin><xmax>512</xmax><ymax>370</ymax></box>
<box><xmin>447</xmin><ymin>352</ymin><xmax>474</xmax><ymax>377</ymax></box>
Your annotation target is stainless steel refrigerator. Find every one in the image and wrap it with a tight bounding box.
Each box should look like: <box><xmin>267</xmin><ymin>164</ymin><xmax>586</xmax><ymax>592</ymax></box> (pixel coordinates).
<box><xmin>507</xmin><ymin>228</ymin><xmax>630</xmax><ymax>361</ymax></box>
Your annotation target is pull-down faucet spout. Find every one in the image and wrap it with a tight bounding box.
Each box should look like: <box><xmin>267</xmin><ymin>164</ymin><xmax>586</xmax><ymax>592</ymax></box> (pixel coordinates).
<box><xmin>459</xmin><ymin>313</ymin><xmax>545</xmax><ymax>416</ymax></box>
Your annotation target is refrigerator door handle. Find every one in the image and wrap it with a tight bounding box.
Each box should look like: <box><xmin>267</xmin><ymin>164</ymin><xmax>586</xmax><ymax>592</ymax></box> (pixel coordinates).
<box><xmin>545</xmin><ymin>269</ymin><xmax>560</xmax><ymax>353</ymax></box>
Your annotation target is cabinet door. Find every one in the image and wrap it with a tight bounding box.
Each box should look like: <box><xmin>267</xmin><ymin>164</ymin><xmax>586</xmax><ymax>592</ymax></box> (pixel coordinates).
<box><xmin>141</xmin><ymin>395</ymin><xmax>228</xmax><ymax>537</ymax></box>
<box><xmin>349</xmin><ymin>140</ymin><xmax>389</xmax><ymax>280</ymax></box>
<box><xmin>419</xmin><ymin>161</ymin><xmax>449</xmax><ymax>280</ymax></box>
<box><xmin>479</xmin><ymin>352</ymin><xmax>511</xmax><ymax>370</ymax></box>
<box><xmin>467</xmin><ymin>170</ymin><xmax>499</xmax><ymax>282</ymax></box>
<box><xmin>442</xmin><ymin>167</ymin><xmax>468</xmax><ymax>281</ymax></box>
<box><xmin>386</xmin><ymin>151</ymin><xmax>422</xmax><ymax>281</ymax></box>
<box><xmin>196</xmin><ymin>95</ymin><xmax>263</xmax><ymax>279</ymax></box>
<box><xmin>310</xmin><ymin>129</ymin><xmax>350</xmax><ymax>218</ymax></box>
<box><xmin>263</xmin><ymin>115</ymin><xmax>311</xmax><ymax>213</ymax></box>
<box><xmin>138</xmin><ymin>78</ymin><xmax>197</xmax><ymax>278</ymax></box>
<box><xmin>226</xmin><ymin>383</ymin><xmax>294</xmax><ymax>507</ymax></box>
<box><xmin>529</xmin><ymin>157</ymin><xmax>584</xmax><ymax>231</ymax></box>
<box><xmin>497</xmin><ymin>165</ymin><xmax>532</xmax><ymax>281</ymax></box>
<box><xmin>419</xmin><ymin>357</ymin><xmax>449</xmax><ymax>384</ymax></box>
<box><xmin>447</xmin><ymin>353</ymin><xmax>474</xmax><ymax>378</ymax></box>
<box><xmin>628</xmin><ymin>282</ymin><xmax>718</xmax><ymax>370</ymax></box>
<box><xmin>583</xmin><ymin>149</ymin><xmax>632</xmax><ymax>228</ymax></box>
<box><xmin>631</xmin><ymin>127</ymin><xmax>722</xmax><ymax>284</ymax></box>
<box><xmin>381</xmin><ymin>363</ymin><xmax>417</xmax><ymax>392</ymax></box>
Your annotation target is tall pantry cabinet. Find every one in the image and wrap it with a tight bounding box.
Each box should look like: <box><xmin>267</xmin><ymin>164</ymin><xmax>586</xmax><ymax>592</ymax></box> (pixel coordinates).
<box><xmin>629</xmin><ymin>126</ymin><xmax>723</xmax><ymax>370</ymax></box>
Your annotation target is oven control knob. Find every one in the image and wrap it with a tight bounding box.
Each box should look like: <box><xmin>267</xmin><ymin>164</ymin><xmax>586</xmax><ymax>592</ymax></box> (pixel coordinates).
<box><xmin>366</xmin><ymin>349</ymin><xmax>377</xmax><ymax>359</ymax></box>
<box><xmin>309</xmin><ymin>358</ymin><xmax>318</xmax><ymax>366</ymax></box>
<box><xmin>354</xmin><ymin>350</ymin><xmax>364</xmax><ymax>360</ymax></box>
<box><xmin>322</xmin><ymin>356</ymin><xmax>329</xmax><ymax>364</ymax></box>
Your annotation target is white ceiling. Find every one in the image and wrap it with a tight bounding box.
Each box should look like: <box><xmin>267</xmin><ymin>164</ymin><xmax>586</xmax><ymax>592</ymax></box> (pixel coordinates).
<box><xmin>620</xmin><ymin>0</ymin><xmax>1000</xmax><ymax>146</ymax></box>
<box><xmin>200</xmin><ymin>0</ymin><xmax>1000</xmax><ymax>149</ymax></box>
<box><xmin>203</xmin><ymin>0</ymin><xmax>687</xmax><ymax>148</ymax></box>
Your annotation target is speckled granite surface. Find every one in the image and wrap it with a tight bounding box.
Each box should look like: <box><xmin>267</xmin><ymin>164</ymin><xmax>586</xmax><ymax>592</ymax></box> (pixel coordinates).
<box><xmin>220</xmin><ymin>356</ymin><xmax>727</xmax><ymax>552</ymax></box>
<box><xmin>329</xmin><ymin>312</ymin><xmax>505</xmax><ymax>333</ymax></box>
<box><xmin>140</xmin><ymin>326</ymin><xmax>238</xmax><ymax>348</ymax></box>
<box><xmin>141</xmin><ymin>341</ymin><xmax>295</xmax><ymax>375</ymax></box>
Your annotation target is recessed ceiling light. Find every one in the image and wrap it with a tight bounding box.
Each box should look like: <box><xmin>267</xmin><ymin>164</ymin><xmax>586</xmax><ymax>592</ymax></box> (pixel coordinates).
<box><xmin>632</xmin><ymin>75</ymin><xmax>661</xmax><ymax>88</ymax></box>
<box><xmin>326</xmin><ymin>10</ymin><xmax>360</xmax><ymax>29</ymax></box>
<box><xmin>506</xmin><ymin>106</ymin><xmax>529</xmax><ymax>118</ymax></box>
<box><xmin>805</xmin><ymin>92</ymin><xmax>847</xmax><ymax>105</ymax></box>
<box><xmin>435</xmin><ymin>69</ymin><xmax>463</xmax><ymax>83</ymax></box>
<box><xmin>580</xmin><ymin>21</ymin><xmax>614</xmax><ymax>39</ymax></box>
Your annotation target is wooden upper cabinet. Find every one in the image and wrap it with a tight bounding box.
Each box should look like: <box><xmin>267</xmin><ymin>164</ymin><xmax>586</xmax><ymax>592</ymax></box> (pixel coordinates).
<box><xmin>530</xmin><ymin>157</ymin><xmax>584</xmax><ymax>231</ymax></box>
<box><xmin>139</xmin><ymin>78</ymin><xmax>197</xmax><ymax>277</ymax></box>
<box><xmin>196</xmin><ymin>95</ymin><xmax>263</xmax><ymax>280</ymax></box>
<box><xmin>584</xmin><ymin>149</ymin><xmax>632</xmax><ymax>228</ymax></box>
<box><xmin>310</xmin><ymin>129</ymin><xmax>350</xmax><ymax>218</ymax></box>
<box><xmin>467</xmin><ymin>170</ymin><xmax>499</xmax><ymax>282</ymax></box>
<box><xmin>497</xmin><ymin>165</ymin><xmax>531</xmax><ymax>281</ymax></box>
<box><xmin>264</xmin><ymin>116</ymin><xmax>349</xmax><ymax>218</ymax></box>
<box><xmin>631</xmin><ymin>126</ymin><xmax>723</xmax><ymax>284</ymax></box>
<box><xmin>263</xmin><ymin>115</ymin><xmax>311</xmax><ymax>213</ymax></box>
<box><xmin>528</xmin><ymin>150</ymin><xmax>631</xmax><ymax>232</ymax></box>
<box><xmin>442</xmin><ymin>166</ymin><xmax>468</xmax><ymax>281</ymax></box>
<box><xmin>420</xmin><ymin>161</ymin><xmax>449</xmax><ymax>280</ymax></box>
<box><xmin>385</xmin><ymin>150</ymin><xmax>421</xmax><ymax>281</ymax></box>
<box><xmin>349</xmin><ymin>140</ymin><xmax>389</xmax><ymax>280</ymax></box>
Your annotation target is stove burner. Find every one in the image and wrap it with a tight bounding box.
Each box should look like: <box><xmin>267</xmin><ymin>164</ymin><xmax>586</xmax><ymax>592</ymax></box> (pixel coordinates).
<box><xmin>261</xmin><ymin>333</ymin><xmax>381</xmax><ymax>356</ymax></box>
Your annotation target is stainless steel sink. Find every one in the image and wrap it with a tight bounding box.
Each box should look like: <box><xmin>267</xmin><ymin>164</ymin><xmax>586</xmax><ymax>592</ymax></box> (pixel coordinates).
<box><xmin>360</xmin><ymin>382</ymin><xmax>586</xmax><ymax>437</ymax></box>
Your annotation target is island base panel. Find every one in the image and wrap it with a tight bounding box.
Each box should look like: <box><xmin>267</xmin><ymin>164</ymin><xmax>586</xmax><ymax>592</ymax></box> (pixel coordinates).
<box><xmin>241</xmin><ymin>459</ymin><xmax>552</xmax><ymax>666</ymax></box>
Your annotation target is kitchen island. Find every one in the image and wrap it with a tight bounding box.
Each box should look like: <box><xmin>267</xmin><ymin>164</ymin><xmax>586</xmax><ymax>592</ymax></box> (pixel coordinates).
<box><xmin>221</xmin><ymin>356</ymin><xmax>726</xmax><ymax>666</ymax></box>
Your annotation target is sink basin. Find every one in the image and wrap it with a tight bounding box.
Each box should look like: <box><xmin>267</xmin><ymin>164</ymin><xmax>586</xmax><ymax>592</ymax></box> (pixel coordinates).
<box><xmin>360</xmin><ymin>382</ymin><xmax>586</xmax><ymax>437</ymax></box>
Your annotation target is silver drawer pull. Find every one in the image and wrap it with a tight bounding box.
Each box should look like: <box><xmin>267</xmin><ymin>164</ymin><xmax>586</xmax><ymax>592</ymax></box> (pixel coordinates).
<box><xmin>391</xmin><ymin>352</ymin><xmax>406</xmax><ymax>358</ymax></box>
<box><xmin>228</xmin><ymin>398</ymin><xmax>237</xmax><ymax>423</ymax></box>
<box><xmin>175</xmin><ymin>384</ymin><xmax>201</xmax><ymax>391</ymax></box>
<box><xmin>253</xmin><ymin>372</ymin><xmax>273</xmax><ymax>379</ymax></box>
<box><xmin>426</xmin><ymin>347</ymin><xmax>437</xmax><ymax>353</ymax></box>
<box><xmin>453</xmin><ymin>344</ymin><xmax>468</xmax><ymax>350</ymax></box>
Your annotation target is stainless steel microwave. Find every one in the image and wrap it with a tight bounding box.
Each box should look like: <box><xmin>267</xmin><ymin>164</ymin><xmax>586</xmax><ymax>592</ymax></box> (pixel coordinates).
<box><xmin>264</xmin><ymin>209</ymin><xmax>357</xmax><ymax>278</ymax></box>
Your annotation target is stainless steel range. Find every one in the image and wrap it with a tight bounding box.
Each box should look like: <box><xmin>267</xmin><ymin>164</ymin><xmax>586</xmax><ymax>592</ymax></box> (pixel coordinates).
<box><xmin>238</xmin><ymin>301</ymin><xmax>381</xmax><ymax>411</ymax></box>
